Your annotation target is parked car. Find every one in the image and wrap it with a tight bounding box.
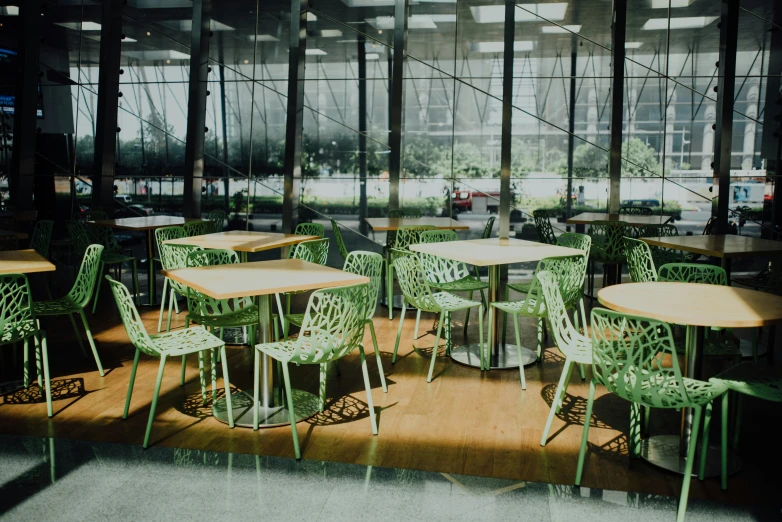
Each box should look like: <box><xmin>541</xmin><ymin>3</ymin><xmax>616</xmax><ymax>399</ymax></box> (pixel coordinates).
<box><xmin>114</xmin><ymin>204</ymin><xmax>153</xmax><ymax>218</ymax></box>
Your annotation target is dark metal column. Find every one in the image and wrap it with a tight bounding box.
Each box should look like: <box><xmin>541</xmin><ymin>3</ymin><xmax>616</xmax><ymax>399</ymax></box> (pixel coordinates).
<box><xmin>218</xmin><ymin>36</ymin><xmax>231</xmax><ymax>214</ymax></box>
<box><xmin>761</xmin><ymin>9</ymin><xmax>782</xmax><ymax>236</ymax></box>
<box><xmin>608</xmin><ymin>0</ymin><xmax>627</xmax><ymax>213</ymax></box>
<box><xmin>712</xmin><ymin>0</ymin><xmax>739</xmax><ymax>234</ymax></box>
<box><xmin>282</xmin><ymin>0</ymin><xmax>308</xmax><ymax>233</ymax></box>
<box><xmin>8</xmin><ymin>0</ymin><xmax>42</xmax><ymax>211</ymax></box>
<box><xmin>92</xmin><ymin>0</ymin><xmax>124</xmax><ymax>208</ymax></box>
<box><xmin>566</xmin><ymin>37</ymin><xmax>578</xmax><ymax>222</ymax></box>
<box><xmin>358</xmin><ymin>34</ymin><xmax>369</xmax><ymax>236</ymax></box>
<box><xmin>498</xmin><ymin>0</ymin><xmax>515</xmax><ymax>238</ymax></box>
<box><xmin>387</xmin><ymin>0</ymin><xmax>408</xmax><ymax>211</ymax></box>
<box><xmin>182</xmin><ymin>0</ymin><xmax>212</xmax><ymax>218</ymax></box>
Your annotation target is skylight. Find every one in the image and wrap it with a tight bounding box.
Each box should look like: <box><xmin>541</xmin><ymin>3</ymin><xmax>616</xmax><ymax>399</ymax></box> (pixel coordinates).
<box><xmin>55</xmin><ymin>22</ymin><xmax>103</xmax><ymax>31</ymax></box>
<box><xmin>469</xmin><ymin>41</ymin><xmax>534</xmax><ymax>53</ymax></box>
<box><xmin>541</xmin><ymin>25</ymin><xmax>581</xmax><ymax>34</ymax></box>
<box><xmin>470</xmin><ymin>4</ymin><xmax>567</xmax><ymax>24</ymax></box>
<box><xmin>642</xmin><ymin>16</ymin><xmax>718</xmax><ymax>30</ymax></box>
<box><xmin>306</xmin><ymin>48</ymin><xmax>327</xmax><ymax>56</ymax></box>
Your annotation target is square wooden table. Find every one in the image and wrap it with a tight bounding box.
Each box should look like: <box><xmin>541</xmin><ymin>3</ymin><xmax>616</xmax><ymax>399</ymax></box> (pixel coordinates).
<box><xmin>567</xmin><ymin>212</ymin><xmax>673</xmax><ymax>227</ymax></box>
<box><xmin>409</xmin><ymin>237</ymin><xmax>584</xmax><ymax>369</ymax></box>
<box><xmin>90</xmin><ymin>216</ymin><xmax>203</xmax><ymax>305</ymax></box>
<box><xmin>163</xmin><ymin>258</ymin><xmax>369</xmax><ymax>428</ymax></box>
<box><xmin>641</xmin><ymin>234</ymin><xmax>782</xmax><ymax>280</ymax></box>
<box><xmin>364</xmin><ymin>217</ymin><xmax>469</xmax><ymax>231</ymax></box>
<box><xmin>164</xmin><ymin>231</ymin><xmax>319</xmax><ymax>262</ymax></box>
<box><xmin>0</xmin><ymin>249</ymin><xmax>56</xmax><ymax>275</ymax></box>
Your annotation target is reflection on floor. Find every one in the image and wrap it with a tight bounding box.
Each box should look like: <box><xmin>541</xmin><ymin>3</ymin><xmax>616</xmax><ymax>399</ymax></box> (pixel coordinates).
<box><xmin>0</xmin><ymin>435</ymin><xmax>776</xmax><ymax>522</ymax></box>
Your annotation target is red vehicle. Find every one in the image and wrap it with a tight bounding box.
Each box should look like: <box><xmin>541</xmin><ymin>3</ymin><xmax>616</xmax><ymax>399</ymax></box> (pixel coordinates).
<box><xmin>451</xmin><ymin>190</ymin><xmax>512</xmax><ymax>214</ymax></box>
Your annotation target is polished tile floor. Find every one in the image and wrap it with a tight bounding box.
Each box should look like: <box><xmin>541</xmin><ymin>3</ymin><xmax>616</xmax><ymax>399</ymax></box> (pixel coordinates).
<box><xmin>0</xmin><ymin>435</ymin><xmax>778</xmax><ymax>521</ymax></box>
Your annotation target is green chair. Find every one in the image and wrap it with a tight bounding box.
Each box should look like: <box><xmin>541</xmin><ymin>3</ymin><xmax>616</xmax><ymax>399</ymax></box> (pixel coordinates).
<box><xmin>282</xmin><ymin>251</ymin><xmax>387</xmax><ymax>392</ymax></box>
<box><xmin>419</xmin><ymin>229</ymin><xmax>457</xmax><ymax>244</ymax></box>
<box><xmin>184</xmin><ymin>248</ymin><xmax>266</xmax><ymax>387</ymax></box>
<box><xmin>419</xmin><ymin>251</ymin><xmax>488</xmax><ymax>335</ymax></box>
<box><xmin>106</xmin><ymin>275</ymin><xmax>233</xmax><ymax>447</ymax></box>
<box><xmin>183</xmin><ymin>221</ymin><xmax>212</xmax><ymax>237</ymax></box>
<box><xmin>0</xmin><ymin>273</ymin><xmax>52</xmax><ymax>417</ymax></box>
<box><xmin>578</xmin><ymin>308</ymin><xmax>725</xmax><ymax>522</ymax></box>
<box><xmin>481</xmin><ymin>216</ymin><xmax>496</xmax><ymax>239</ymax></box>
<box><xmin>294</xmin><ymin>222</ymin><xmax>325</xmax><ymax>238</ymax></box>
<box><xmin>618</xmin><ymin>206</ymin><xmax>652</xmax><ymax>216</ymax></box>
<box><xmin>67</xmin><ymin>221</ymin><xmax>140</xmax><ymax>314</ymax></box>
<box><xmin>536</xmin><ymin>270</ymin><xmax>592</xmax><ymax>446</ymax></box>
<box><xmin>279</xmin><ymin>238</ymin><xmax>330</xmax><ymax>337</ymax></box>
<box><xmin>206</xmin><ymin>210</ymin><xmax>226</xmax><ymax>233</ymax></box>
<box><xmin>30</xmin><ymin>220</ymin><xmax>54</xmax><ymax>258</ymax></box>
<box><xmin>506</xmin><ymin>232</ymin><xmax>591</xmax><ymax>297</ymax></box>
<box><xmin>637</xmin><ymin>223</ymin><xmax>683</xmax><ymax>267</ymax></box>
<box><xmin>383</xmin><ymin>208</ymin><xmax>423</xmax><ymax>260</ymax></box>
<box><xmin>492</xmin><ymin>254</ymin><xmax>587</xmax><ymax>390</ymax></box>
<box><xmin>33</xmin><ymin>244</ymin><xmax>106</xmax><ymax>376</ymax></box>
<box><xmin>707</xmin><ymin>363</ymin><xmax>782</xmax><ymax>490</ymax></box>
<box><xmin>330</xmin><ymin>219</ymin><xmax>350</xmax><ymax>261</ymax></box>
<box><xmin>532</xmin><ymin>210</ymin><xmax>556</xmax><ymax>245</ymax></box>
<box><xmin>624</xmin><ymin>237</ymin><xmax>657</xmax><ymax>283</ymax></box>
<box><xmin>155</xmin><ymin>226</ymin><xmax>187</xmax><ymax>332</ymax></box>
<box><xmin>385</xmin><ymin>225</ymin><xmax>436</xmax><ymax>320</ymax></box>
<box><xmin>253</xmin><ymin>283</ymin><xmax>377</xmax><ymax>459</ymax></box>
<box><xmin>586</xmin><ymin>220</ymin><xmax>628</xmax><ymax>296</ymax></box>
<box><xmin>392</xmin><ymin>254</ymin><xmax>484</xmax><ymax>379</ymax></box>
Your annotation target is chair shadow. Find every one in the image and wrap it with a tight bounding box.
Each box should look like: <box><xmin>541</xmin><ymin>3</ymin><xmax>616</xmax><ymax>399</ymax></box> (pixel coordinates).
<box><xmin>540</xmin><ymin>382</ymin><xmax>629</xmax><ymax>445</ymax></box>
<box><xmin>1</xmin><ymin>377</ymin><xmax>90</xmax><ymax>415</ymax></box>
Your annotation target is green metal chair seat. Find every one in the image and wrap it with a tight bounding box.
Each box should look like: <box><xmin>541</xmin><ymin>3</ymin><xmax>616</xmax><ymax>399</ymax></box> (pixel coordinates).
<box><xmin>150</xmin><ymin>326</ymin><xmax>226</xmax><ymax>356</ymax></box>
<box><xmin>635</xmin><ymin>372</ymin><xmax>726</xmax><ymax>407</ymax></box>
<box><xmin>101</xmin><ymin>251</ymin><xmax>136</xmax><ymax>264</ymax></box>
<box><xmin>506</xmin><ymin>281</ymin><xmax>533</xmax><ymax>294</ymax></box>
<box><xmin>285</xmin><ymin>313</ymin><xmax>305</xmax><ymax>328</ymax></box>
<box><xmin>492</xmin><ymin>296</ymin><xmax>541</xmax><ymax>316</ymax></box>
<box><xmin>187</xmin><ymin>304</ymin><xmax>260</xmax><ymax>329</ymax></box>
<box><xmin>33</xmin><ymin>297</ymin><xmax>81</xmax><ymax>315</ymax></box>
<box><xmin>430</xmin><ymin>291</ymin><xmax>482</xmax><ymax>312</ymax></box>
<box><xmin>427</xmin><ymin>276</ymin><xmax>488</xmax><ymax>294</ymax></box>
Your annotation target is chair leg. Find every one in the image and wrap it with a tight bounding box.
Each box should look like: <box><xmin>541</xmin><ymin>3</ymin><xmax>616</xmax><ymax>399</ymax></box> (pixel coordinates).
<box><xmin>720</xmin><ymin>392</ymin><xmax>729</xmax><ymax>490</ymax></box>
<box><xmin>92</xmin><ymin>262</ymin><xmax>105</xmax><ymax>314</ymax></box>
<box><xmin>629</xmin><ymin>403</ymin><xmax>642</xmax><ymax>458</ymax></box>
<box><xmin>512</xmin><ymin>314</ymin><xmax>527</xmax><ymax>390</ymax></box>
<box><xmin>413</xmin><ymin>309</ymin><xmax>421</xmax><ymax>340</ymax></box>
<box><xmin>676</xmin><ymin>406</ymin><xmax>702</xmax><ymax>522</ymax></box>
<box><xmin>78</xmin><ymin>310</ymin><xmax>104</xmax><ymax>376</ymax></box>
<box><xmin>392</xmin><ymin>302</ymin><xmax>407</xmax><ymax>364</ymax></box>
<box><xmin>367</xmin><ymin>321</ymin><xmax>387</xmax><ymax>392</ymax></box>
<box><xmin>387</xmin><ymin>262</ymin><xmax>394</xmax><ymax>320</ymax></box>
<box><xmin>157</xmin><ymin>278</ymin><xmax>169</xmax><ymax>332</ymax></box>
<box><xmin>698</xmin><ymin>401</ymin><xmax>714</xmax><ymax>480</ymax></box>
<box><xmin>220</xmin><ymin>345</ymin><xmax>233</xmax><ymax>428</ymax></box>
<box><xmin>358</xmin><ymin>345</ymin><xmax>378</xmax><ymax>435</ymax></box>
<box><xmin>36</xmin><ymin>332</ymin><xmax>53</xmax><ymax>417</ymax></box>
<box><xmin>732</xmin><ymin>394</ymin><xmax>743</xmax><ymax>449</ymax></box>
<box><xmin>180</xmin><ymin>355</ymin><xmax>187</xmax><ymax>386</ymax></box>
<box><xmin>143</xmin><ymin>355</ymin><xmax>167</xmax><ymax>449</ymax></box>
<box><xmin>478</xmin><ymin>305</ymin><xmax>484</xmax><ymax>371</ymax></box>
<box><xmin>198</xmin><ymin>351</ymin><xmax>206</xmax><ymax>405</ymax></box>
<box><xmin>67</xmin><ymin>313</ymin><xmax>89</xmax><ymax>358</ymax></box>
<box><xmin>166</xmin><ymin>289</ymin><xmax>175</xmax><ymax>333</ymax></box>
<box><xmin>575</xmin><ymin>379</ymin><xmax>597</xmax><ymax>486</ymax></box>
<box><xmin>541</xmin><ymin>360</ymin><xmax>573</xmax><ymax>446</ymax></box>
<box><xmin>427</xmin><ymin>311</ymin><xmax>444</xmax><ymax>383</ymax></box>
<box><xmin>22</xmin><ymin>338</ymin><xmax>30</xmax><ymax>388</ymax></box>
<box><xmin>501</xmin><ymin>286</ymin><xmax>509</xmax><ymax>345</ymax></box>
<box><xmin>536</xmin><ymin>318</ymin><xmax>545</xmax><ymax>359</ymax></box>
<box><xmin>253</xmin><ymin>349</ymin><xmax>261</xmax><ymax>430</ymax></box>
<box><xmin>281</xmin><ymin>362</ymin><xmax>301</xmax><ymax>459</ymax></box>
<box><xmin>487</xmin><ymin>307</ymin><xmax>494</xmax><ymax>371</ymax></box>
<box><xmin>34</xmin><ymin>336</ymin><xmax>42</xmax><ymax>388</ymax></box>
<box><xmin>445</xmin><ymin>311</ymin><xmax>452</xmax><ymax>355</ymax></box>
<box><xmin>123</xmin><ymin>349</ymin><xmax>141</xmax><ymax>419</ymax></box>
<box><xmin>318</xmin><ymin>363</ymin><xmax>327</xmax><ymax>412</ymax></box>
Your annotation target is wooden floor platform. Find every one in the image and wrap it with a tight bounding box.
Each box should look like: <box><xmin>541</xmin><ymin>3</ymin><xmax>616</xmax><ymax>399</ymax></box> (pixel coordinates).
<box><xmin>0</xmin><ymin>285</ymin><xmax>779</xmax><ymax>507</ymax></box>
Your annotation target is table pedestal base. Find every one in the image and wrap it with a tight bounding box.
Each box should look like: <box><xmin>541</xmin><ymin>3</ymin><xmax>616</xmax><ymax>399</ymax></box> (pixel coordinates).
<box><xmin>212</xmin><ymin>389</ymin><xmax>320</xmax><ymax>428</ymax></box>
<box><xmin>640</xmin><ymin>435</ymin><xmax>742</xmax><ymax>478</ymax></box>
<box><xmin>450</xmin><ymin>344</ymin><xmax>537</xmax><ymax>370</ymax></box>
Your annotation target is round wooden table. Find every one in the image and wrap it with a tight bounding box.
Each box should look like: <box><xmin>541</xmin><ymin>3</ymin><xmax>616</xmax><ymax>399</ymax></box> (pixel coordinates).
<box><xmin>598</xmin><ymin>282</ymin><xmax>782</xmax><ymax>477</ymax></box>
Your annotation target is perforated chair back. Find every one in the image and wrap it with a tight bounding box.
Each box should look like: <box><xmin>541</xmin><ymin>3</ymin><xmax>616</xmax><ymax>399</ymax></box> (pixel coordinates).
<box><xmin>106</xmin><ymin>275</ymin><xmax>158</xmax><ymax>356</ymax></box>
<box><xmin>330</xmin><ymin>220</ymin><xmax>350</xmax><ymax>260</ymax></box>
<box><xmin>657</xmin><ymin>263</ymin><xmax>727</xmax><ymax>285</ymax></box>
<box><xmin>294</xmin><ymin>223</ymin><xmax>325</xmax><ymax>238</ymax></box>
<box><xmin>30</xmin><ymin>220</ymin><xmax>54</xmax><ymax>258</ymax></box>
<box><xmin>533</xmin><ymin>210</ymin><xmax>556</xmax><ymax>245</ymax></box>
<box><xmin>394</xmin><ymin>255</ymin><xmax>438</xmax><ymax>311</ymax></box>
<box><xmin>624</xmin><ymin>237</ymin><xmax>657</xmax><ymax>283</ymax></box>
<box><xmin>419</xmin><ymin>229</ymin><xmax>458</xmax><ymax>243</ymax></box>
<box><xmin>69</xmin><ymin>244</ymin><xmax>105</xmax><ymax>308</ymax></box>
<box><xmin>588</xmin><ymin>220</ymin><xmax>628</xmax><ymax>264</ymax></box>
<box><xmin>290</xmin><ymin>238</ymin><xmax>329</xmax><ymax>264</ymax></box>
<box><xmin>0</xmin><ymin>273</ymin><xmax>36</xmax><ymax>345</ymax></box>
<box><xmin>343</xmin><ymin>251</ymin><xmax>384</xmax><ymax>320</ymax></box>
<box><xmin>482</xmin><ymin>217</ymin><xmax>496</xmax><ymax>239</ymax></box>
<box><xmin>618</xmin><ymin>206</ymin><xmax>652</xmax><ymax>216</ymax></box>
<box><xmin>183</xmin><ymin>221</ymin><xmax>212</xmax><ymax>237</ymax></box>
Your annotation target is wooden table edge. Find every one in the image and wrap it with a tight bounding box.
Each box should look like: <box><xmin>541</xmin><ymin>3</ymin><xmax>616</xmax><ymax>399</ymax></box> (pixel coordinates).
<box><xmin>163</xmin><ymin>234</ymin><xmax>320</xmax><ymax>253</ymax></box>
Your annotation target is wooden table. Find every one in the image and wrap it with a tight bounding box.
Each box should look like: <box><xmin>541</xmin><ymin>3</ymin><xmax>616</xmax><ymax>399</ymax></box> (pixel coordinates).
<box><xmin>0</xmin><ymin>210</ymin><xmax>37</xmax><ymax>222</ymax></box>
<box><xmin>364</xmin><ymin>217</ymin><xmax>469</xmax><ymax>231</ymax></box>
<box><xmin>410</xmin><ymin>238</ymin><xmax>584</xmax><ymax>369</ymax></box>
<box><xmin>0</xmin><ymin>249</ymin><xmax>56</xmax><ymax>275</ymax></box>
<box><xmin>567</xmin><ymin>212</ymin><xmax>673</xmax><ymax>227</ymax></box>
<box><xmin>89</xmin><ymin>216</ymin><xmax>203</xmax><ymax>306</ymax></box>
<box><xmin>164</xmin><ymin>231</ymin><xmax>319</xmax><ymax>262</ymax></box>
<box><xmin>641</xmin><ymin>234</ymin><xmax>782</xmax><ymax>280</ymax></box>
<box><xmin>598</xmin><ymin>282</ymin><xmax>782</xmax><ymax>476</ymax></box>
<box><xmin>163</xmin><ymin>258</ymin><xmax>368</xmax><ymax>428</ymax></box>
